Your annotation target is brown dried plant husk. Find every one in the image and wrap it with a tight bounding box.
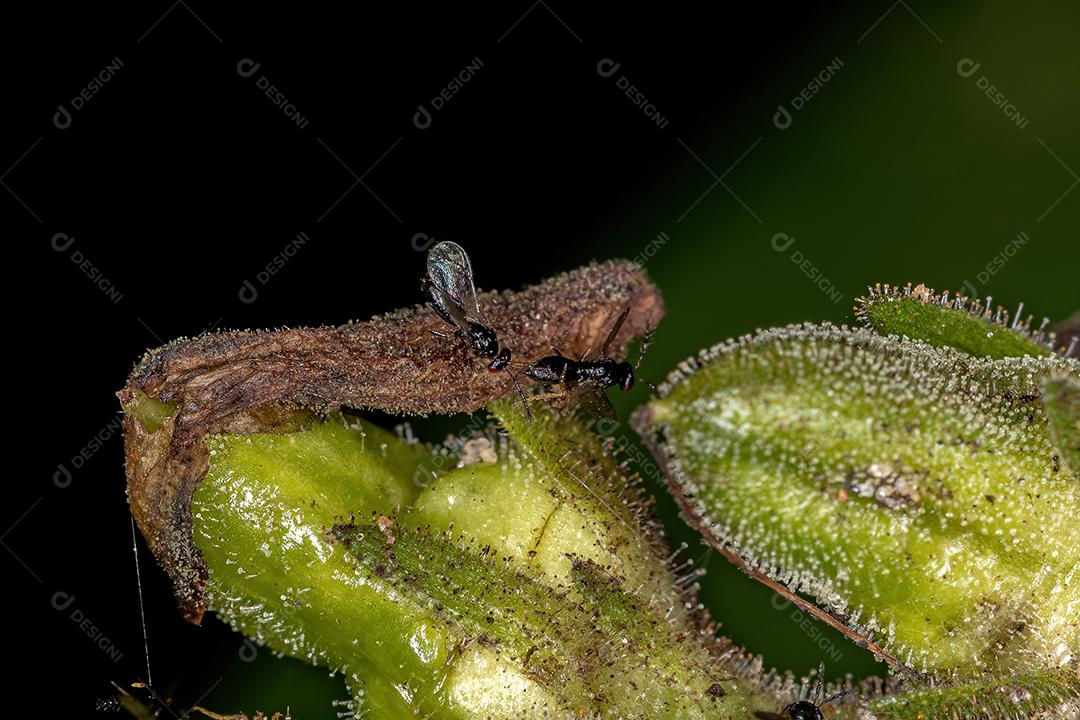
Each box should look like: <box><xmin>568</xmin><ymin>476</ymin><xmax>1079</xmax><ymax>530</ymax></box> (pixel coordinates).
<box><xmin>119</xmin><ymin>260</ymin><xmax>663</xmax><ymax>623</ymax></box>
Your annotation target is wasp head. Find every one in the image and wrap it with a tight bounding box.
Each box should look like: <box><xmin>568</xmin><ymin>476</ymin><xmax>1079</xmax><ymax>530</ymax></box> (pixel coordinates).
<box><xmin>785</xmin><ymin>701</ymin><xmax>823</xmax><ymax>720</ymax></box>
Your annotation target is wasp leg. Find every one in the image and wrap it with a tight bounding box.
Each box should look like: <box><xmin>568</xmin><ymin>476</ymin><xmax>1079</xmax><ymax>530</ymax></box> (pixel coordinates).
<box><xmin>527</xmin><ymin>389</ymin><xmax>567</xmax><ymax>405</ymax></box>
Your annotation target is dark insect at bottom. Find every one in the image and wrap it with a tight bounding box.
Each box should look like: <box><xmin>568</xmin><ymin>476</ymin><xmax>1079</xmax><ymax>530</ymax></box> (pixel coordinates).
<box><xmin>753</xmin><ymin>662</ymin><xmax>857</xmax><ymax>720</ymax></box>
<box><xmin>96</xmin><ymin>681</ymin><xmax>181</xmax><ymax>718</ymax></box>
<box><xmin>523</xmin><ymin>306</ymin><xmax>654</xmax><ymax>419</ymax></box>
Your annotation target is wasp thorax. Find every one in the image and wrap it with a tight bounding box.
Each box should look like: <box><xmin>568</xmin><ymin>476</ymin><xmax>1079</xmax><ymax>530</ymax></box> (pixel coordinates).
<box><xmin>489</xmin><ymin>347</ymin><xmax>511</xmax><ymax>371</ymax></box>
<box><xmin>468</xmin><ymin>322</ymin><xmax>500</xmax><ymax>358</ymax></box>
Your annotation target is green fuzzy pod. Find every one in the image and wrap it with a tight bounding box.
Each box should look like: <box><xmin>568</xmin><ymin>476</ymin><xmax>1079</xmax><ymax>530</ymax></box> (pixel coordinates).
<box><xmin>641</xmin><ymin>323</ymin><xmax>1079</xmax><ymax>685</ymax></box>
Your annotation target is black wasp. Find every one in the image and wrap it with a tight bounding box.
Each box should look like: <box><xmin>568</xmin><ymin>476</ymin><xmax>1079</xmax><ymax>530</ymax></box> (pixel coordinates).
<box><xmin>425</xmin><ymin>241</ymin><xmax>511</xmax><ymax>369</ymax></box>
<box><xmin>523</xmin><ymin>306</ymin><xmax>652</xmax><ymax>419</ymax></box>
<box><xmin>424</xmin><ymin>241</ymin><xmax>530</xmax><ymax>415</ymax></box>
<box><xmin>753</xmin><ymin>663</ymin><xmax>857</xmax><ymax>720</ymax></box>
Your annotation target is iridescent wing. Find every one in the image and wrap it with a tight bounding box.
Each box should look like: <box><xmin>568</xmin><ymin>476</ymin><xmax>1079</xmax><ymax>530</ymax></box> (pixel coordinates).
<box><xmin>571</xmin><ymin>384</ymin><xmax>617</xmax><ymax>421</ymax></box>
<box><xmin>426</xmin><ymin>241</ymin><xmax>482</xmax><ymax>332</ymax></box>
<box><xmin>529</xmin><ymin>377</ymin><xmax>615</xmax><ymax>420</ymax></box>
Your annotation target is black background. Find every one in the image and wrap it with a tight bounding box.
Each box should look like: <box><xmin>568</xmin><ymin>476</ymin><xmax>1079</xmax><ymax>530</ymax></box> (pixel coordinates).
<box><xmin>11</xmin><ymin>2</ymin><xmax>1076</xmax><ymax>717</ymax></box>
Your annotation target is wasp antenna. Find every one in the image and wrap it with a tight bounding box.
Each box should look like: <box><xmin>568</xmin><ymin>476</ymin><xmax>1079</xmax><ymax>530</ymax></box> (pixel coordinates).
<box><xmin>821</xmin><ymin>687</ymin><xmax>858</xmax><ymax>706</ymax></box>
<box><xmin>635</xmin><ymin>325</ymin><xmax>655</xmax><ymax>370</ymax></box>
<box><xmin>812</xmin><ymin>661</ymin><xmax>825</xmax><ymax>703</ymax></box>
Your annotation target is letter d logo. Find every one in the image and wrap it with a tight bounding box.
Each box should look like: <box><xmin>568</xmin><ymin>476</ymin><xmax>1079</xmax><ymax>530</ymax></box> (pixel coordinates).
<box><xmin>596</xmin><ymin>58</ymin><xmax>620</xmax><ymax>78</ymax></box>
<box><xmin>413</xmin><ymin>104</ymin><xmax>432</xmax><ymax>130</ymax></box>
<box><xmin>54</xmin><ymin>463</ymin><xmax>73</xmax><ymax>488</ymax></box>
<box><xmin>238</xmin><ymin>279</ymin><xmax>259</xmax><ymax>304</ymax></box>
<box><xmin>411</xmin><ymin>233</ymin><xmax>435</xmax><ymax>252</ymax></box>
<box><xmin>773</xmin><ymin>104</ymin><xmax>792</xmax><ymax>130</ymax></box>
<box><xmin>238</xmin><ymin>638</ymin><xmax>259</xmax><ymax>662</ymax></box>
<box><xmin>594</xmin><ymin>418</ymin><xmax>619</xmax><ymax>435</ymax></box>
<box><xmin>53</xmin><ymin>104</ymin><xmax>73</xmax><ymax>130</ymax></box>
<box><xmin>236</xmin><ymin>58</ymin><xmax>261</xmax><ymax>78</ymax></box>
<box><xmin>956</xmin><ymin>58</ymin><xmax>980</xmax><ymax>78</ymax></box>
<box><xmin>51</xmin><ymin>232</ymin><xmax>76</xmax><ymax>252</ymax></box>
<box><xmin>52</xmin><ymin>591</ymin><xmax>76</xmax><ymax>611</ymax></box>
<box><xmin>771</xmin><ymin>232</ymin><xmax>795</xmax><ymax>252</ymax></box>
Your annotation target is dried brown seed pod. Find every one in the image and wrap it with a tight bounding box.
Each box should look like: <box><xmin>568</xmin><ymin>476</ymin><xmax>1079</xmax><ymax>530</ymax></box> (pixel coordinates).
<box><xmin>119</xmin><ymin>259</ymin><xmax>663</xmax><ymax>623</ymax></box>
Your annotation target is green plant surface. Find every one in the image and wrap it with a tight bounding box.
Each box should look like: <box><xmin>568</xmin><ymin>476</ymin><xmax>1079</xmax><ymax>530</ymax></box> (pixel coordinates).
<box><xmin>195</xmin><ymin>416</ymin><xmax>441</xmax><ymax>717</ymax></box>
<box><xmin>1043</xmin><ymin>373</ymin><xmax>1080</xmax><ymax>478</ymax></box>
<box><xmin>865</xmin><ymin>668</ymin><xmax>1080</xmax><ymax>720</ymax></box>
<box><xmin>855</xmin><ymin>283</ymin><xmax>1056</xmax><ymax>359</ymax></box>
<box><xmin>638</xmin><ymin>323</ymin><xmax>1080</xmax><ymax>684</ymax></box>
<box><xmin>333</xmin><ymin>521</ymin><xmax>748</xmax><ymax>718</ymax></box>
<box><xmin>192</xmin><ymin>408</ymin><xmax>774</xmax><ymax>718</ymax></box>
<box><xmin>118</xmin><ymin>387</ymin><xmax>177</xmax><ymax>433</ymax></box>
<box><xmin>490</xmin><ymin>396</ymin><xmax>684</xmax><ymax>615</ymax></box>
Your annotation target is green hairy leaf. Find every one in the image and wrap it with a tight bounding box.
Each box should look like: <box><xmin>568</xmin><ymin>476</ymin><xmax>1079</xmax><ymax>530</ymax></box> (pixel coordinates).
<box><xmin>864</xmin><ymin>667</ymin><xmax>1080</xmax><ymax>720</ymax></box>
<box><xmin>192</xmin><ymin>407</ymin><xmax>777</xmax><ymax>718</ymax></box>
<box><xmin>855</xmin><ymin>283</ymin><xmax>1065</xmax><ymax>359</ymax></box>
<box><xmin>636</xmin><ymin>323</ymin><xmax>1080</xmax><ymax>689</ymax></box>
